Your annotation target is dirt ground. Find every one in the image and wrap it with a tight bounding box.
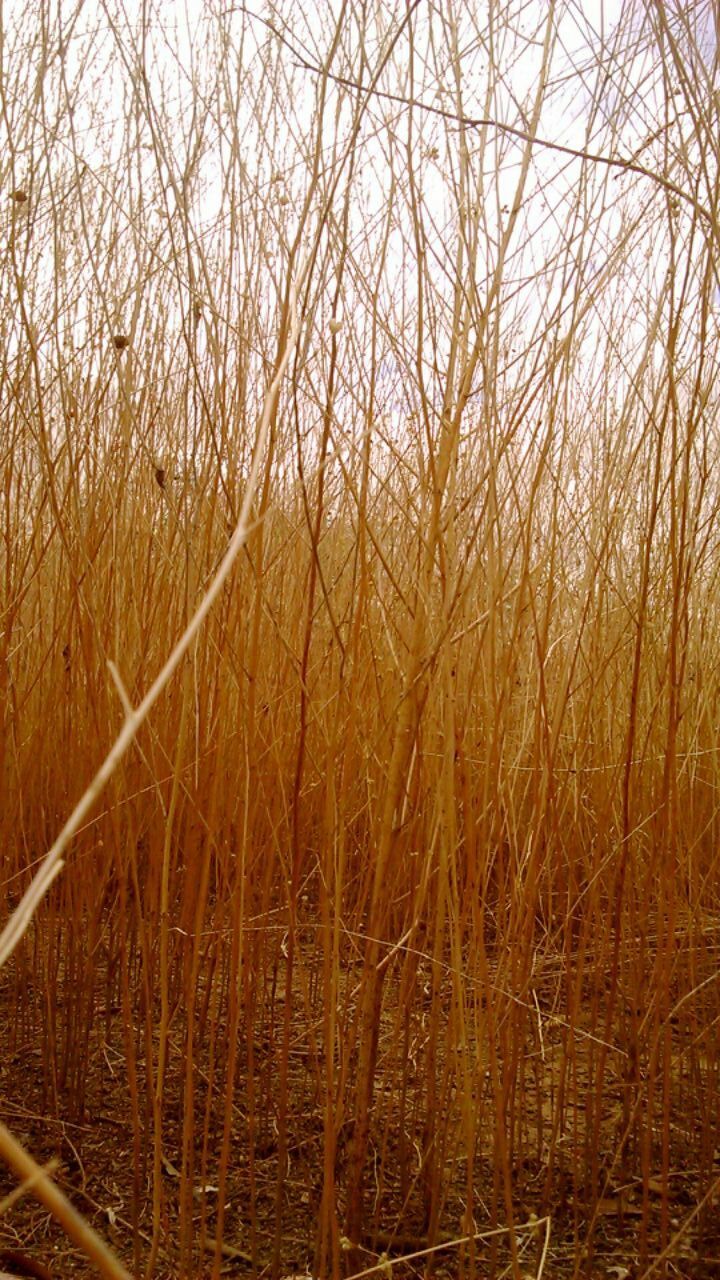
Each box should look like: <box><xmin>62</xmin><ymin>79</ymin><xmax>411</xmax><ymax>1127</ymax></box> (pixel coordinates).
<box><xmin>0</xmin><ymin>947</ymin><xmax>719</xmax><ymax>1280</ymax></box>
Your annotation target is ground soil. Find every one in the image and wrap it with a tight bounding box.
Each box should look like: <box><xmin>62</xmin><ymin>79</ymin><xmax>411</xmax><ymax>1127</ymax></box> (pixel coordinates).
<box><xmin>0</xmin><ymin>940</ymin><xmax>718</xmax><ymax>1280</ymax></box>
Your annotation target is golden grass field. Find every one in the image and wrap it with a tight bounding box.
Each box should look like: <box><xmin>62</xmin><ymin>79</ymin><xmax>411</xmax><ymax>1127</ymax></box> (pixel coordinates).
<box><xmin>1</xmin><ymin>2</ymin><xmax>719</xmax><ymax>1277</ymax></box>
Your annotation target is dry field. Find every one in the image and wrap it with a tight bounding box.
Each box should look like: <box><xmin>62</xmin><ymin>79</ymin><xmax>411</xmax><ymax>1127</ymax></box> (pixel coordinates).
<box><xmin>1</xmin><ymin>2</ymin><xmax>720</xmax><ymax>1278</ymax></box>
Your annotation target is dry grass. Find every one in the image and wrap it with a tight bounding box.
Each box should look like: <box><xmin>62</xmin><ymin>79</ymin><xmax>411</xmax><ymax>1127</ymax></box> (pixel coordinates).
<box><xmin>1</xmin><ymin>2</ymin><xmax>720</xmax><ymax>1277</ymax></box>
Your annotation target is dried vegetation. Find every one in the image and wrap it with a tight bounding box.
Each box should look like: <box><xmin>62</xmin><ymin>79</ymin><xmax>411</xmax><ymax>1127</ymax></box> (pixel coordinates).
<box><xmin>1</xmin><ymin>2</ymin><xmax>720</xmax><ymax>1278</ymax></box>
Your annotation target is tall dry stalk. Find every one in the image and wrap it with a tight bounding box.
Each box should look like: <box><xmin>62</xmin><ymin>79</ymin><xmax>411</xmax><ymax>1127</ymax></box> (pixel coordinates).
<box><xmin>0</xmin><ymin>3</ymin><xmax>719</xmax><ymax>1279</ymax></box>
